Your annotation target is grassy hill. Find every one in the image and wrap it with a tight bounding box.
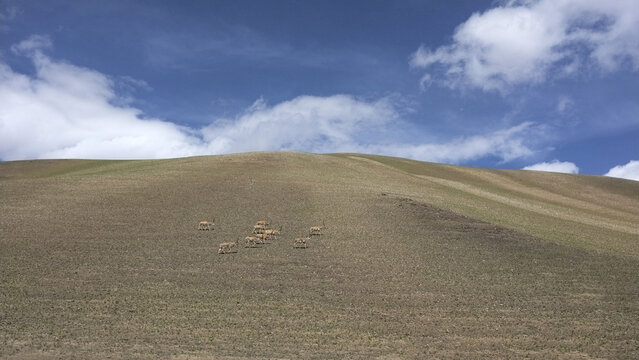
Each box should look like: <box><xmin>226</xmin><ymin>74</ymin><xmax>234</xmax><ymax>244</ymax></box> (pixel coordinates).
<box><xmin>1</xmin><ymin>152</ymin><xmax>637</xmax><ymax>359</ymax></box>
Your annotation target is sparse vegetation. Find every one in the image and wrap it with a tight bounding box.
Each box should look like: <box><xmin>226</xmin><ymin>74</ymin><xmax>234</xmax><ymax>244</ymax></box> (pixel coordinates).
<box><xmin>1</xmin><ymin>152</ymin><xmax>637</xmax><ymax>358</ymax></box>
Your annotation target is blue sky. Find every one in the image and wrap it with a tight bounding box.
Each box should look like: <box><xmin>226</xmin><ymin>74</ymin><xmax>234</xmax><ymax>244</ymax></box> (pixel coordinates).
<box><xmin>1</xmin><ymin>0</ymin><xmax>638</xmax><ymax>180</ymax></box>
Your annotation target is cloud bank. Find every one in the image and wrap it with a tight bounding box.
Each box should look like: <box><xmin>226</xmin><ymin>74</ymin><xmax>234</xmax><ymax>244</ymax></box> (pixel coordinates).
<box><xmin>522</xmin><ymin>160</ymin><xmax>579</xmax><ymax>174</ymax></box>
<box><xmin>1</xmin><ymin>38</ymin><xmax>204</xmax><ymax>160</ymax></box>
<box><xmin>604</xmin><ymin>160</ymin><xmax>639</xmax><ymax>181</ymax></box>
<box><xmin>1</xmin><ymin>35</ymin><xmax>540</xmax><ymax>164</ymax></box>
<box><xmin>411</xmin><ymin>0</ymin><xmax>639</xmax><ymax>92</ymax></box>
<box><xmin>366</xmin><ymin>122</ymin><xmax>535</xmax><ymax>164</ymax></box>
<box><xmin>199</xmin><ymin>95</ymin><xmax>397</xmax><ymax>155</ymax></box>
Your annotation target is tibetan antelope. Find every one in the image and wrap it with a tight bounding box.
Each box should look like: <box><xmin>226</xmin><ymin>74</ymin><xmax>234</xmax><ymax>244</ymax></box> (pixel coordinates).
<box><xmin>310</xmin><ymin>221</ymin><xmax>325</xmax><ymax>236</ymax></box>
<box><xmin>218</xmin><ymin>239</ymin><xmax>238</xmax><ymax>254</ymax></box>
<box><xmin>253</xmin><ymin>224</ymin><xmax>266</xmax><ymax>234</ymax></box>
<box><xmin>255</xmin><ymin>233</ymin><xmax>269</xmax><ymax>243</ymax></box>
<box><xmin>293</xmin><ymin>236</ymin><xmax>310</xmax><ymax>248</ymax></box>
<box><xmin>245</xmin><ymin>236</ymin><xmax>259</xmax><ymax>248</ymax></box>
<box><xmin>256</xmin><ymin>219</ymin><xmax>269</xmax><ymax>227</ymax></box>
<box><xmin>263</xmin><ymin>226</ymin><xmax>282</xmax><ymax>240</ymax></box>
<box><xmin>199</xmin><ymin>219</ymin><xmax>215</xmax><ymax>230</ymax></box>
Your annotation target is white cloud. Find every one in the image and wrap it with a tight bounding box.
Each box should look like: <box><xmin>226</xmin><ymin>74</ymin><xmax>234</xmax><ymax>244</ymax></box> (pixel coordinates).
<box><xmin>411</xmin><ymin>0</ymin><xmax>639</xmax><ymax>92</ymax></box>
<box><xmin>522</xmin><ymin>160</ymin><xmax>579</xmax><ymax>174</ymax></box>
<box><xmin>200</xmin><ymin>97</ymin><xmax>538</xmax><ymax>164</ymax></box>
<box><xmin>200</xmin><ymin>95</ymin><xmax>398</xmax><ymax>155</ymax></box>
<box><xmin>10</xmin><ymin>34</ymin><xmax>52</xmax><ymax>56</ymax></box>
<box><xmin>1</xmin><ymin>35</ymin><xmax>540</xmax><ymax>164</ymax></box>
<box><xmin>604</xmin><ymin>160</ymin><xmax>639</xmax><ymax>181</ymax></box>
<box><xmin>0</xmin><ymin>36</ymin><xmax>204</xmax><ymax>160</ymax></box>
<box><xmin>366</xmin><ymin>122</ymin><xmax>536</xmax><ymax>164</ymax></box>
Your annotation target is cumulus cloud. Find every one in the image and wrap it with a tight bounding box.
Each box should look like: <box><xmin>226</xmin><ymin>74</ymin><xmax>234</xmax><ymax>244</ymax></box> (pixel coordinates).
<box><xmin>199</xmin><ymin>97</ymin><xmax>538</xmax><ymax>164</ymax></box>
<box><xmin>0</xmin><ymin>36</ymin><xmax>204</xmax><ymax>160</ymax></box>
<box><xmin>411</xmin><ymin>0</ymin><xmax>639</xmax><ymax>92</ymax></box>
<box><xmin>1</xmin><ymin>35</ymin><xmax>540</xmax><ymax>164</ymax></box>
<box><xmin>200</xmin><ymin>95</ymin><xmax>398</xmax><ymax>155</ymax></box>
<box><xmin>522</xmin><ymin>160</ymin><xmax>579</xmax><ymax>174</ymax></box>
<box><xmin>366</xmin><ymin>122</ymin><xmax>536</xmax><ymax>164</ymax></box>
<box><xmin>604</xmin><ymin>160</ymin><xmax>639</xmax><ymax>181</ymax></box>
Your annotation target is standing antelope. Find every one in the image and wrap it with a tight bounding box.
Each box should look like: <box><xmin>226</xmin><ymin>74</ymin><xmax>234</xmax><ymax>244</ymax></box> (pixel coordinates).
<box><xmin>253</xmin><ymin>224</ymin><xmax>266</xmax><ymax>234</ymax></box>
<box><xmin>256</xmin><ymin>220</ymin><xmax>269</xmax><ymax>227</ymax></box>
<box><xmin>245</xmin><ymin>236</ymin><xmax>258</xmax><ymax>248</ymax></box>
<box><xmin>218</xmin><ymin>239</ymin><xmax>238</xmax><ymax>254</ymax></box>
<box><xmin>199</xmin><ymin>219</ymin><xmax>215</xmax><ymax>230</ymax></box>
<box><xmin>310</xmin><ymin>221</ymin><xmax>325</xmax><ymax>236</ymax></box>
<box><xmin>293</xmin><ymin>236</ymin><xmax>310</xmax><ymax>248</ymax></box>
<box><xmin>255</xmin><ymin>233</ymin><xmax>269</xmax><ymax>243</ymax></box>
<box><xmin>264</xmin><ymin>225</ymin><xmax>282</xmax><ymax>240</ymax></box>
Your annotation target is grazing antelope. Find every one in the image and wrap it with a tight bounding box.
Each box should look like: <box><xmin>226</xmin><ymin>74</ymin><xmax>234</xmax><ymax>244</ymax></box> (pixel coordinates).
<box><xmin>199</xmin><ymin>219</ymin><xmax>215</xmax><ymax>230</ymax></box>
<box><xmin>256</xmin><ymin>220</ymin><xmax>269</xmax><ymax>227</ymax></box>
<box><xmin>245</xmin><ymin>236</ymin><xmax>258</xmax><ymax>248</ymax></box>
<box><xmin>310</xmin><ymin>221</ymin><xmax>325</xmax><ymax>236</ymax></box>
<box><xmin>218</xmin><ymin>239</ymin><xmax>238</xmax><ymax>254</ymax></box>
<box><xmin>293</xmin><ymin>236</ymin><xmax>310</xmax><ymax>248</ymax></box>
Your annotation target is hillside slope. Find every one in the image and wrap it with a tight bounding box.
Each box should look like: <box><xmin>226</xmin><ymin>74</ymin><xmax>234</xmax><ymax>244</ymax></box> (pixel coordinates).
<box><xmin>1</xmin><ymin>152</ymin><xmax>638</xmax><ymax>358</ymax></box>
<box><xmin>335</xmin><ymin>153</ymin><xmax>639</xmax><ymax>256</ymax></box>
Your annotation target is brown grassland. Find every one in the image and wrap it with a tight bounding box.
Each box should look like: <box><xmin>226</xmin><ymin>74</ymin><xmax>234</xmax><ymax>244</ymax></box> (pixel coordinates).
<box><xmin>1</xmin><ymin>152</ymin><xmax>638</xmax><ymax>359</ymax></box>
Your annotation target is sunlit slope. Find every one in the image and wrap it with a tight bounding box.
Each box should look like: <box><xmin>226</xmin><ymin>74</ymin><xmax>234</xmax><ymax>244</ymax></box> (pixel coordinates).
<box><xmin>331</xmin><ymin>154</ymin><xmax>639</xmax><ymax>257</ymax></box>
<box><xmin>1</xmin><ymin>152</ymin><xmax>637</xmax><ymax>257</ymax></box>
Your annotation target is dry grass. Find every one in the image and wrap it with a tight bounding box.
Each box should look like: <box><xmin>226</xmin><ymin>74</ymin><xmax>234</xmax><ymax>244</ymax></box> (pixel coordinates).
<box><xmin>1</xmin><ymin>152</ymin><xmax>638</xmax><ymax>359</ymax></box>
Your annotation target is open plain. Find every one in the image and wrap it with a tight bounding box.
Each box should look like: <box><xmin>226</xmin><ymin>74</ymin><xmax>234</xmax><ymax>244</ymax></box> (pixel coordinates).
<box><xmin>1</xmin><ymin>152</ymin><xmax>638</xmax><ymax>359</ymax></box>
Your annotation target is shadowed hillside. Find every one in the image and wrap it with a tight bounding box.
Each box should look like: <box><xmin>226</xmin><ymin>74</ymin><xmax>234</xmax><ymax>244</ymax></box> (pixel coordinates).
<box><xmin>1</xmin><ymin>152</ymin><xmax>638</xmax><ymax>359</ymax></box>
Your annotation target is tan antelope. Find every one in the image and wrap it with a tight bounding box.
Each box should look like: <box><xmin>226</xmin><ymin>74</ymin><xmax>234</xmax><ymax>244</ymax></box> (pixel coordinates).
<box><xmin>255</xmin><ymin>233</ymin><xmax>269</xmax><ymax>243</ymax></box>
<box><xmin>253</xmin><ymin>224</ymin><xmax>267</xmax><ymax>234</ymax></box>
<box><xmin>245</xmin><ymin>236</ymin><xmax>259</xmax><ymax>248</ymax></box>
<box><xmin>218</xmin><ymin>239</ymin><xmax>238</xmax><ymax>254</ymax></box>
<box><xmin>199</xmin><ymin>218</ymin><xmax>215</xmax><ymax>230</ymax></box>
<box><xmin>293</xmin><ymin>236</ymin><xmax>310</xmax><ymax>248</ymax></box>
<box><xmin>256</xmin><ymin>219</ymin><xmax>269</xmax><ymax>227</ymax></box>
<box><xmin>310</xmin><ymin>221</ymin><xmax>325</xmax><ymax>236</ymax></box>
<box><xmin>263</xmin><ymin>225</ymin><xmax>282</xmax><ymax>240</ymax></box>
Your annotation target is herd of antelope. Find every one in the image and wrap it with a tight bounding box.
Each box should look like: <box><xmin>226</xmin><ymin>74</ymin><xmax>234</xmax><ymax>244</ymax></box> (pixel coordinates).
<box><xmin>198</xmin><ymin>218</ymin><xmax>325</xmax><ymax>254</ymax></box>
<box><xmin>246</xmin><ymin>219</ymin><xmax>279</xmax><ymax>247</ymax></box>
